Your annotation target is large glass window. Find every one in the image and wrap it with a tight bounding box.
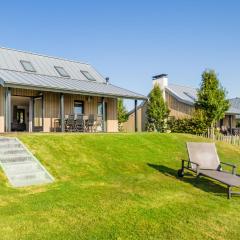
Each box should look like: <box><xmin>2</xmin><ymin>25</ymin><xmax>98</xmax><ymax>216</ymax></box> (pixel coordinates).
<box><xmin>98</xmin><ymin>102</ymin><xmax>103</xmax><ymax>116</ymax></box>
<box><xmin>20</xmin><ymin>60</ymin><xmax>36</xmax><ymax>72</ymax></box>
<box><xmin>54</xmin><ymin>66</ymin><xmax>70</xmax><ymax>77</ymax></box>
<box><xmin>81</xmin><ymin>71</ymin><xmax>95</xmax><ymax>81</ymax></box>
<box><xmin>74</xmin><ymin>101</ymin><xmax>84</xmax><ymax>114</ymax></box>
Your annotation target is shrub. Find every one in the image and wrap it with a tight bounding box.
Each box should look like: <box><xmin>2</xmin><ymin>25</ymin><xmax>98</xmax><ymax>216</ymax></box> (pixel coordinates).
<box><xmin>168</xmin><ymin>117</ymin><xmax>208</xmax><ymax>135</ymax></box>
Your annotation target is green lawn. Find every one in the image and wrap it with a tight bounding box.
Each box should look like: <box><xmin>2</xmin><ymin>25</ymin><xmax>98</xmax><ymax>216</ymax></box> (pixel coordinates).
<box><xmin>0</xmin><ymin>133</ymin><xmax>240</xmax><ymax>240</ymax></box>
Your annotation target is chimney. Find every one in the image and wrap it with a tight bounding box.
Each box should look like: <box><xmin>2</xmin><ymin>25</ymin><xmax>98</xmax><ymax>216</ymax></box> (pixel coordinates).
<box><xmin>152</xmin><ymin>74</ymin><xmax>168</xmax><ymax>101</ymax></box>
<box><xmin>105</xmin><ymin>77</ymin><xmax>109</xmax><ymax>85</ymax></box>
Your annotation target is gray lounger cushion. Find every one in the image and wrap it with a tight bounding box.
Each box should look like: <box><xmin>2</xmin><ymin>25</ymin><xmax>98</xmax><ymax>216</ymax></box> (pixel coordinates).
<box><xmin>187</xmin><ymin>142</ymin><xmax>220</xmax><ymax>170</ymax></box>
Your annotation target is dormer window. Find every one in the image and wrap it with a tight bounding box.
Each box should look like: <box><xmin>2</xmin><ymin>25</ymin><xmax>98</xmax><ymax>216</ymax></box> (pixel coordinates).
<box><xmin>54</xmin><ymin>66</ymin><xmax>70</xmax><ymax>77</ymax></box>
<box><xmin>20</xmin><ymin>60</ymin><xmax>36</xmax><ymax>72</ymax></box>
<box><xmin>81</xmin><ymin>71</ymin><xmax>95</xmax><ymax>81</ymax></box>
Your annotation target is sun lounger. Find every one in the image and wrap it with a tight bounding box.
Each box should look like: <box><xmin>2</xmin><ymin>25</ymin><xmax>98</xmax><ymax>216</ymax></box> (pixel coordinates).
<box><xmin>178</xmin><ymin>142</ymin><xmax>240</xmax><ymax>199</ymax></box>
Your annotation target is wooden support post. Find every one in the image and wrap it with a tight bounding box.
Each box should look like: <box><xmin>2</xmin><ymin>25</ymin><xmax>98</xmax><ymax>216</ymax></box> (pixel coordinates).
<box><xmin>29</xmin><ymin>97</ymin><xmax>33</xmax><ymax>132</ymax></box>
<box><xmin>134</xmin><ymin>99</ymin><xmax>138</xmax><ymax>132</ymax></box>
<box><xmin>5</xmin><ymin>88</ymin><xmax>11</xmax><ymax>132</ymax></box>
<box><xmin>102</xmin><ymin>97</ymin><xmax>106</xmax><ymax>132</ymax></box>
<box><xmin>60</xmin><ymin>93</ymin><xmax>65</xmax><ymax>132</ymax></box>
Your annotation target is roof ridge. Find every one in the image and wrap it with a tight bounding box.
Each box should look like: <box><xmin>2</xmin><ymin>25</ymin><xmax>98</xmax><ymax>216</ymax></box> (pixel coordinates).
<box><xmin>229</xmin><ymin>97</ymin><xmax>240</xmax><ymax>100</ymax></box>
<box><xmin>0</xmin><ymin>46</ymin><xmax>90</xmax><ymax>66</ymax></box>
<box><xmin>168</xmin><ymin>83</ymin><xmax>197</xmax><ymax>90</ymax></box>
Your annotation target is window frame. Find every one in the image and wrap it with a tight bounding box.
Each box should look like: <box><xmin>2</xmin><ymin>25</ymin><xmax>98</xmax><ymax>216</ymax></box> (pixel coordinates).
<box><xmin>20</xmin><ymin>60</ymin><xmax>36</xmax><ymax>72</ymax></box>
<box><xmin>54</xmin><ymin>66</ymin><xmax>70</xmax><ymax>78</ymax></box>
<box><xmin>81</xmin><ymin>70</ymin><xmax>96</xmax><ymax>81</ymax></box>
<box><xmin>74</xmin><ymin>100</ymin><xmax>84</xmax><ymax>115</ymax></box>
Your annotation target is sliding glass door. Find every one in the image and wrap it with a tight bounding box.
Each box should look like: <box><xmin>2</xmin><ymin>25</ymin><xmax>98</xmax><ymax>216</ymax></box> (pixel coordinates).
<box><xmin>33</xmin><ymin>96</ymin><xmax>43</xmax><ymax>132</ymax></box>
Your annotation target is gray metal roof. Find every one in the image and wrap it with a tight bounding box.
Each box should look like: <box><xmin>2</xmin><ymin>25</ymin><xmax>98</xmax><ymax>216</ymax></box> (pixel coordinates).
<box><xmin>166</xmin><ymin>84</ymin><xmax>197</xmax><ymax>105</ymax></box>
<box><xmin>166</xmin><ymin>84</ymin><xmax>240</xmax><ymax>115</ymax></box>
<box><xmin>0</xmin><ymin>47</ymin><xmax>146</xmax><ymax>100</ymax></box>
<box><xmin>229</xmin><ymin>98</ymin><xmax>240</xmax><ymax>109</ymax></box>
<box><xmin>229</xmin><ymin>98</ymin><xmax>240</xmax><ymax>118</ymax></box>
<box><xmin>0</xmin><ymin>69</ymin><xmax>146</xmax><ymax>100</ymax></box>
<box><xmin>226</xmin><ymin>106</ymin><xmax>240</xmax><ymax>115</ymax></box>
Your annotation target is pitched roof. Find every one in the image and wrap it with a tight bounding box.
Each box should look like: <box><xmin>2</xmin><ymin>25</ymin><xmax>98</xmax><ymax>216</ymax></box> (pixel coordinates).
<box><xmin>0</xmin><ymin>47</ymin><xmax>147</xmax><ymax>100</ymax></box>
<box><xmin>166</xmin><ymin>84</ymin><xmax>197</xmax><ymax>105</ymax></box>
<box><xmin>229</xmin><ymin>98</ymin><xmax>240</xmax><ymax>118</ymax></box>
<box><xmin>166</xmin><ymin>84</ymin><xmax>240</xmax><ymax>115</ymax></box>
<box><xmin>229</xmin><ymin>98</ymin><xmax>240</xmax><ymax>109</ymax></box>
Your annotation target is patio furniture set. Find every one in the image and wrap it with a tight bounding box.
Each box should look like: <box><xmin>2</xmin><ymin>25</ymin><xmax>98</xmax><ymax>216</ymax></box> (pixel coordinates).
<box><xmin>220</xmin><ymin>126</ymin><xmax>240</xmax><ymax>136</ymax></box>
<box><xmin>54</xmin><ymin>114</ymin><xmax>104</xmax><ymax>132</ymax></box>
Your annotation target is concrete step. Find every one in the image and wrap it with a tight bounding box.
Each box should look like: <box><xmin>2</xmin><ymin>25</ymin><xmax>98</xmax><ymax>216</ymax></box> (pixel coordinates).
<box><xmin>0</xmin><ymin>149</ymin><xmax>26</xmax><ymax>155</ymax></box>
<box><xmin>3</xmin><ymin>162</ymin><xmax>42</xmax><ymax>175</ymax></box>
<box><xmin>0</xmin><ymin>143</ymin><xmax>22</xmax><ymax>149</ymax></box>
<box><xmin>9</xmin><ymin>171</ymin><xmax>53</xmax><ymax>187</ymax></box>
<box><xmin>0</xmin><ymin>154</ymin><xmax>33</xmax><ymax>163</ymax></box>
<box><xmin>0</xmin><ymin>137</ymin><xmax>54</xmax><ymax>187</ymax></box>
<box><xmin>0</xmin><ymin>137</ymin><xmax>17</xmax><ymax>143</ymax></box>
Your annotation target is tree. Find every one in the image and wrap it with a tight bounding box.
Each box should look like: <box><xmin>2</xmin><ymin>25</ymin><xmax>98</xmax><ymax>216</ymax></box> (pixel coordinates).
<box><xmin>117</xmin><ymin>99</ymin><xmax>128</xmax><ymax>131</ymax></box>
<box><xmin>196</xmin><ymin>70</ymin><xmax>230</xmax><ymax>129</ymax></box>
<box><xmin>146</xmin><ymin>84</ymin><xmax>169</xmax><ymax>132</ymax></box>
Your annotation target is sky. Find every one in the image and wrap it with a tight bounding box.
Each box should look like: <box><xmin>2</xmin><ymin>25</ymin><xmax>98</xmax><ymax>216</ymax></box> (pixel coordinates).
<box><xmin>0</xmin><ymin>0</ymin><xmax>239</xmax><ymax>109</ymax></box>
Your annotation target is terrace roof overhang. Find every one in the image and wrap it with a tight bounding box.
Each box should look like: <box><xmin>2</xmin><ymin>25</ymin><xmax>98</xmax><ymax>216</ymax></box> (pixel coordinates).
<box><xmin>0</xmin><ymin>69</ymin><xmax>147</xmax><ymax>100</ymax></box>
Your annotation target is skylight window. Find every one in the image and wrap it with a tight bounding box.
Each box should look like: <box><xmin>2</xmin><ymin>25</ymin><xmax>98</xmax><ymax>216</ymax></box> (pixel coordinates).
<box><xmin>20</xmin><ymin>60</ymin><xmax>36</xmax><ymax>72</ymax></box>
<box><xmin>54</xmin><ymin>66</ymin><xmax>70</xmax><ymax>77</ymax></box>
<box><xmin>81</xmin><ymin>71</ymin><xmax>95</xmax><ymax>81</ymax></box>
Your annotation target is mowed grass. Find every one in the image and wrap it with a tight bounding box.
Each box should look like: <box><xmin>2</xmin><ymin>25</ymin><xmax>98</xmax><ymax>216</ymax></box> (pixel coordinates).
<box><xmin>0</xmin><ymin>133</ymin><xmax>240</xmax><ymax>239</ymax></box>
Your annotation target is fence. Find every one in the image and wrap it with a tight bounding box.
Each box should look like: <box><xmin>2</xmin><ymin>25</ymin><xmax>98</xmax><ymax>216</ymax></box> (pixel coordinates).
<box><xmin>198</xmin><ymin>129</ymin><xmax>240</xmax><ymax>146</ymax></box>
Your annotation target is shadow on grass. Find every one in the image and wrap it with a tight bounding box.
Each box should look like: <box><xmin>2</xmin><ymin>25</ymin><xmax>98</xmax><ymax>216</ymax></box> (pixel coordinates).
<box><xmin>147</xmin><ymin>163</ymin><xmax>227</xmax><ymax>197</ymax></box>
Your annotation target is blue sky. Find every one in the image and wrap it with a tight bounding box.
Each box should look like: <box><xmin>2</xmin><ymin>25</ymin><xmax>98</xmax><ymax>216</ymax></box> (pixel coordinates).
<box><xmin>0</xmin><ymin>0</ymin><xmax>239</xmax><ymax>109</ymax></box>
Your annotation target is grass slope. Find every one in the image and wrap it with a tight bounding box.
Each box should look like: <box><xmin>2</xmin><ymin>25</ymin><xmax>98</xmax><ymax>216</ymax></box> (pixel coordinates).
<box><xmin>0</xmin><ymin>133</ymin><xmax>240</xmax><ymax>240</ymax></box>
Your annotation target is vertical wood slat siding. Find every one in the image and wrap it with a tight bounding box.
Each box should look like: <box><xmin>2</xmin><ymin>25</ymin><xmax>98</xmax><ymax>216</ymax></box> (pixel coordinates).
<box><xmin>1</xmin><ymin>88</ymin><xmax>118</xmax><ymax>133</ymax></box>
<box><xmin>122</xmin><ymin>103</ymin><xmax>145</xmax><ymax>132</ymax></box>
<box><xmin>11</xmin><ymin>88</ymin><xmax>39</xmax><ymax>97</ymax></box>
<box><xmin>106</xmin><ymin>98</ymin><xmax>118</xmax><ymax>132</ymax></box>
<box><xmin>165</xmin><ymin>92</ymin><xmax>194</xmax><ymax>119</ymax></box>
<box><xmin>0</xmin><ymin>87</ymin><xmax>4</xmax><ymax>132</ymax></box>
<box><xmin>43</xmin><ymin>93</ymin><xmax>118</xmax><ymax>132</ymax></box>
<box><xmin>43</xmin><ymin>92</ymin><xmax>60</xmax><ymax>132</ymax></box>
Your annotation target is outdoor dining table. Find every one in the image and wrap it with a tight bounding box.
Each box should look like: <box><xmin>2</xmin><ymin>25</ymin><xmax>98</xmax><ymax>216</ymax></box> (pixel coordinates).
<box><xmin>53</xmin><ymin>115</ymin><xmax>89</xmax><ymax>132</ymax></box>
<box><xmin>54</xmin><ymin>115</ymin><xmax>103</xmax><ymax>132</ymax></box>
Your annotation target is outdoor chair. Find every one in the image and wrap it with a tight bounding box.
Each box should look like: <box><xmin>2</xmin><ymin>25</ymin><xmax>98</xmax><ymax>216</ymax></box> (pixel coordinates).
<box><xmin>87</xmin><ymin>114</ymin><xmax>95</xmax><ymax>132</ymax></box>
<box><xmin>75</xmin><ymin>114</ymin><xmax>84</xmax><ymax>132</ymax></box>
<box><xmin>95</xmin><ymin>117</ymin><xmax>104</xmax><ymax>132</ymax></box>
<box><xmin>65</xmin><ymin>114</ymin><xmax>75</xmax><ymax>132</ymax></box>
<box><xmin>178</xmin><ymin>142</ymin><xmax>240</xmax><ymax>199</ymax></box>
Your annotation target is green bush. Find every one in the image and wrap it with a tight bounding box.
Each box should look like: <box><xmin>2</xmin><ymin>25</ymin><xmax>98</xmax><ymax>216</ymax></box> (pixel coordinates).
<box><xmin>168</xmin><ymin>117</ymin><xmax>208</xmax><ymax>135</ymax></box>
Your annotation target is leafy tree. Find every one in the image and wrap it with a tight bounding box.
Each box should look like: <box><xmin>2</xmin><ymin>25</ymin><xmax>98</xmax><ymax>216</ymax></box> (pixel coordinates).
<box><xmin>196</xmin><ymin>70</ymin><xmax>230</xmax><ymax>129</ymax></box>
<box><xmin>146</xmin><ymin>84</ymin><xmax>169</xmax><ymax>132</ymax></box>
<box><xmin>117</xmin><ymin>99</ymin><xmax>128</xmax><ymax>131</ymax></box>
